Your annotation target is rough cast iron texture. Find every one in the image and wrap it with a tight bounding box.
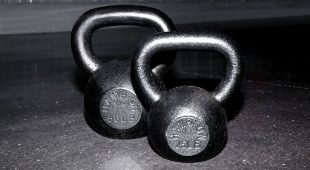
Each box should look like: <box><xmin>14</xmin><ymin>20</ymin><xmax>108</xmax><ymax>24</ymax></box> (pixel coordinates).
<box><xmin>71</xmin><ymin>5</ymin><xmax>175</xmax><ymax>138</ymax></box>
<box><xmin>0</xmin><ymin>27</ymin><xmax>309</xmax><ymax>169</ymax></box>
<box><xmin>131</xmin><ymin>33</ymin><xmax>243</xmax><ymax>162</ymax></box>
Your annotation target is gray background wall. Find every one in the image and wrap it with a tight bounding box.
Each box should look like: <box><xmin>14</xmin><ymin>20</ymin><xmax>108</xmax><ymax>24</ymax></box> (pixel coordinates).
<box><xmin>1</xmin><ymin>0</ymin><xmax>310</xmax><ymax>34</ymax></box>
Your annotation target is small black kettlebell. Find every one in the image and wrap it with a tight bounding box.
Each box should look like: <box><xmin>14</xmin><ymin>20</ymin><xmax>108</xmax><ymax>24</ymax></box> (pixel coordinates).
<box><xmin>132</xmin><ymin>32</ymin><xmax>243</xmax><ymax>162</ymax></box>
<box><xmin>71</xmin><ymin>5</ymin><xmax>175</xmax><ymax>138</ymax></box>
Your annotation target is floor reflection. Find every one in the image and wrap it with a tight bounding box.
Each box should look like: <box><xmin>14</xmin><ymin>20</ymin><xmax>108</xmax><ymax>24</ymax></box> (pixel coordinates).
<box><xmin>100</xmin><ymin>154</ymin><xmax>143</xmax><ymax>170</ymax></box>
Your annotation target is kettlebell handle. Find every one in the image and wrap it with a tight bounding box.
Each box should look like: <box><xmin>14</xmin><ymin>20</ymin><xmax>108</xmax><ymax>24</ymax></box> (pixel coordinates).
<box><xmin>71</xmin><ymin>5</ymin><xmax>175</xmax><ymax>74</ymax></box>
<box><xmin>132</xmin><ymin>32</ymin><xmax>243</xmax><ymax>105</ymax></box>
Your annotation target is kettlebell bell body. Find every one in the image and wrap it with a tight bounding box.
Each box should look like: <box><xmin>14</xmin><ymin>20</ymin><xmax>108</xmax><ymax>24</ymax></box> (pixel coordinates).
<box><xmin>148</xmin><ymin>86</ymin><xmax>227</xmax><ymax>161</ymax></box>
<box><xmin>132</xmin><ymin>33</ymin><xmax>243</xmax><ymax>162</ymax></box>
<box><xmin>84</xmin><ymin>60</ymin><xmax>146</xmax><ymax>138</ymax></box>
<box><xmin>71</xmin><ymin>5</ymin><xmax>175</xmax><ymax>138</ymax></box>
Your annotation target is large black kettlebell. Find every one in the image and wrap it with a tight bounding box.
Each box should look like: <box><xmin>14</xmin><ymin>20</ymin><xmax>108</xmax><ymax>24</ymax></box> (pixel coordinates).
<box><xmin>132</xmin><ymin>32</ymin><xmax>243</xmax><ymax>162</ymax></box>
<box><xmin>71</xmin><ymin>5</ymin><xmax>175</xmax><ymax>138</ymax></box>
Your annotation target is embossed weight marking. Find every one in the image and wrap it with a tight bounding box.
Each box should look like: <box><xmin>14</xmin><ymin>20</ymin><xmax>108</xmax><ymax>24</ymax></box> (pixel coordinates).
<box><xmin>100</xmin><ymin>88</ymin><xmax>142</xmax><ymax>130</ymax></box>
<box><xmin>71</xmin><ymin>5</ymin><xmax>175</xmax><ymax>138</ymax></box>
<box><xmin>132</xmin><ymin>33</ymin><xmax>243</xmax><ymax>162</ymax></box>
<box><xmin>166</xmin><ymin>116</ymin><xmax>209</xmax><ymax>156</ymax></box>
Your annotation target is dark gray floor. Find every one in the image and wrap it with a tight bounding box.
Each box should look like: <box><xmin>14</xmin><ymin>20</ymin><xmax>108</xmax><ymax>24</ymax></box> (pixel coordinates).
<box><xmin>0</xmin><ymin>32</ymin><xmax>309</xmax><ymax>169</ymax></box>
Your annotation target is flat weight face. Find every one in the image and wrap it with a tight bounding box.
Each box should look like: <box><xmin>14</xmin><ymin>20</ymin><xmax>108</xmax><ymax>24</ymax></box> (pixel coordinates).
<box><xmin>166</xmin><ymin>116</ymin><xmax>210</xmax><ymax>156</ymax></box>
<box><xmin>100</xmin><ymin>88</ymin><xmax>142</xmax><ymax>130</ymax></box>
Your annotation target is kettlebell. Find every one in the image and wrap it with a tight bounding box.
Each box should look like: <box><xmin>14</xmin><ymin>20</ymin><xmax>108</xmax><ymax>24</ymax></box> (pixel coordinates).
<box><xmin>132</xmin><ymin>32</ymin><xmax>243</xmax><ymax>162</ymax></box>
<box><xmin>71</xmin><ymin>5</ymin><xmax>175</xmax><ymax>138</ymax></box>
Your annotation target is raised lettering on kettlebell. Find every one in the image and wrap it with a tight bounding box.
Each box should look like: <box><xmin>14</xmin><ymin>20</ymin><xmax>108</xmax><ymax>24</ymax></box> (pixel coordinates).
<box><xmin>132</xmin><ymin>32</ymin><xmax>243</xmax><ymax>162</ymax></box>
<box><xmin>100</xmin><ymin>88</ymin><xmax>142</xmax><ymax>130</ymax></box>
<box><xmin>71</xmin><ymin>5</ymin><xmax>175</xmax><ymax>138</ymax></box>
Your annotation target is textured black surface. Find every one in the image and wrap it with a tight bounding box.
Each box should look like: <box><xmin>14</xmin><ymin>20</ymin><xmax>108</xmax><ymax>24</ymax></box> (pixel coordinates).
<box><xmin>71</xmin><ymin>5</ymin><xmax>176</xmax><ymax>139</ymax></box>
<box><xmin>84</xmin><ymin>60</ymin><xmax>148</xmax><ymax>139</ymax></box>
<box><xmin>147</xmin><ymin>86</ymin><xmax>228</xmax><ymax>162</ymax></box>
<box><xmin>132</xmin><ymin>32</ymin><xmax>242</xmax><ymax>162</ymax></box>
<box><xmin>132</xmin><ymin>32</ymin><xmax>242</xmax><ymax>106</ymax></box>
<box><xmin>0</xmin><ymin>31</ymin><xmax>310</xmax><ymax>169</ymax></box>
<box><xmin>71</xmin><ymin>5</ymin><xmax>175</xmax><ymax>74</ymax></box>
